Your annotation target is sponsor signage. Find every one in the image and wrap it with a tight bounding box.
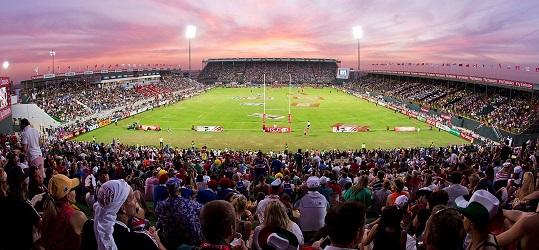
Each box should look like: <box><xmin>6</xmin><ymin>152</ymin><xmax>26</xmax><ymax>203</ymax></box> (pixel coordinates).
<box><xmin>426</xmin><ymin>119</ymin><xmax>437</xmax><ymax>126</ymax></box>
<box><xmin>43</xmin><ymin>74</ymin><xmax>55</xmax><ymax>78</ymax></box>
<box><xmin>196</xmin><ymin>126</ymin><xmax>223</xmax><ymax>132</ymax></box>
<box><xmin>441</xmin><ymin>114</ymin><xmax>452</xmax><ymax>120</ymax></box>
<box><xmin>65</xmin><ymin>72</ymin><xmax>76</xmax><ymax>76</ymax></box>
<box><xmin>115</xmin><ymin>69</ymin><xmax>122</xmax><ymax>73</ymax></box>
<box><xmin>394</xmin><ymin>127</ymin><xmax>416</xmax><ymax>132</ymax></box>
<box><xmin>264</xmin><ymin>127</ymin><xmax>291</xmax><ymax>133</ymax></box>
<box><xmin>84</xmin><ymin>71</ymin><xmax>94</xmax><ymax>75</ymax></box>
<box><xmin>460</xmin><ymin>132</ymin><xmax>474</xmax><ymax>142</ymax></box>
<box><xmin>449</xmin><ymin>128</ymin><xmax>461</xmax><ymax>136</ymax></box>
<box><xmin>420</xmin><ymin>107</ymin><xmax>429</xmax><ymax>113</ymax></box>
<box><xmin>100</xmin><ymin>70</ymin><xmax>109</xmax><ymax>74</ymax></box>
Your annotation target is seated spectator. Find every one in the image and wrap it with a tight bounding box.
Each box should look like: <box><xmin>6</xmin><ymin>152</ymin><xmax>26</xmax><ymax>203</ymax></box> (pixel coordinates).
<box><xmin>153</xmin><ymin>173</ymin><xmax>169</xmax><ymax>206</ymax></box>
<box><xmin>230</xmin><ymin>194</ymin><xmax>253</xmax><ymax>243</ymax></box>
<box><xmin>155</xmin><ymin>177</ymin><xmax>202</xmax><ymax>249</ymax></box>
<box><xmin>42</xmin><ymin>174</ymin><xmax>88</xmax><ymax>250</ymax></box>
<box><xmin>0</xmin><ymin>167</ymin><xmax>42</xmax><ymax>250</ymax></box>
<box><xmin>308</xmin><ymin>202</ymin><xmax>367</xmax><ymax>250</ymax></box>
<box><xmin>197</xmin><ymin>180</ymin><xmax>219</xmax><ymax>205</ymax></box>
<box><xmin>422</xmin><ymin>205</ymin><xmax>465</xmax><ymax>250</ymax></box>
<box><xmin>179</xmin><ymin>200</ymin><xmax>248</xmax><ymax>250</ymax></box>
<box><xmin>92</xmin><ymin>179</ymin><xmax>165</xmax><ymax>249</ymax></box>
<box><xmin>456</xmin><ymin>190</ymin><xmax>500</xmax><ymax>250</ymax></box>
<box><xmin>252</xmin><ymin>200</ymin><xmax>303</xmax><ymax>250</ymax></box>
<box><xmin>362</xmin><ymin>205</ymin><xmax>407</xmax><ymax>250</ymax></box>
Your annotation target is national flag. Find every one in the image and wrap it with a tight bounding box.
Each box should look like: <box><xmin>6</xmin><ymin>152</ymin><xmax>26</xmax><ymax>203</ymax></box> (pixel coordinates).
<box><xmin>121</xmin><ymin>64</ymin><xmax>125</xmax><ymax>67</ymax></box>
<box><xmin>507</xmin><ymin>65</ymin><xmax>511</xmax><ymax>70</ymax></box>
<box><xmin>48</xmin><ymin>66</ymin><xmax>50</xmax><ymax>72</ymax></box>
<box><xmin>536</xmin><ymin>67</ymin><xmax>539</xmax><ymax>72</ymax></box>
<box><xmin>86</xmin><ymin>65</ymin><xmax>89</xmax><ymax>70</ymax></box>
<box><xmin>466</xmin><ymin>64</ymin><xmax>469</xmax><ymax>67</ymax></box>
<box><xmin>482</xmin><ymin>64</ymin><xmax>485</xmax><ymax>67</ymax></box>
<box><xmin>515</xmin><ymin>66</ymin><xmax>520</xmax><ymax>70</ymax></box>
<box><xmin>459</xmin><ymin>64</ymin><xmax>463</xmax><ymax>67</ymax></box>
<box><xmin>473</xmin><ymin>64</ymin><xmax>477</xmax><ymax>67</ymax></box>
<box><xmin>68</xmin><ymin>65</ymin><xmax>71</xmax><ymax>70</ymax></box>
<box><xmin>452</xmin><ymin>63</ymin><xmax>457</xmax><ymax>66</ymax></box>
<box><xmin>499</xmin><ymin>64</ymin><xmax>502</xmax><ymax>68</ymax></box>
<box><xmin>101</xmin><ymin>64</ymin><xmax>104</xmax><ymax>68</ymax></box>
<box><xmin>34</xmin><ymin>67</ymin><xmax>38</xmax><ymax>73</ymax></box>
<box><xmin>108</xmin><ymin>64</ymin><xmax>111</xmax><ymax>69</ymax></box>
<box><xmin>115</xmin><ymin>64</ymin><xmax>119</xmax><ymax>67</ymax></box>
<box><xmin>94</xmin><ymin>64</ymin><xmax>98</xmax><ymax>69</ymax></box>
<box><xmin>525</xmin><ymin>67</ymin><xmax>530</xmax><ymax>71</ymax></box>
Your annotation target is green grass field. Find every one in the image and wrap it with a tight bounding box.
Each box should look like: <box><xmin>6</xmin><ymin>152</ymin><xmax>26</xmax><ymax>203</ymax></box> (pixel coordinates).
<box><xmin>73</xmin><ymin>87</ymin><xmax>468</xmax><ymax>151</ymax></box>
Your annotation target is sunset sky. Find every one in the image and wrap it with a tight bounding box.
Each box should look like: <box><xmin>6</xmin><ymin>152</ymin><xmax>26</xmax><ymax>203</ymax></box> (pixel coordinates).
<box><xmin>1</xmin><ymin>0</ymin><xmax>539</xmax><ymax>84</ymax></box>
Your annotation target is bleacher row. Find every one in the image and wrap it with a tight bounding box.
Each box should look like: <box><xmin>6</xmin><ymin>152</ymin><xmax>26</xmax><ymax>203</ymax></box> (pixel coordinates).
<box><xmin>353</xmin><ymin>76</ymin><xmax>539</xmax><ymax>134</ymax></box>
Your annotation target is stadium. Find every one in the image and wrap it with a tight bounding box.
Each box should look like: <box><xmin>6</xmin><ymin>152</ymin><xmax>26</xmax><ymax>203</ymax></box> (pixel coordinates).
<box><xmin>4</xmin><ymin>58</ymin><xmax>537</xmax><ymax>151</ymax></box>
<box><xmin>2</xmin><ymin>1</ymin><xmax>539</xmax><ymax>249</ymax></box>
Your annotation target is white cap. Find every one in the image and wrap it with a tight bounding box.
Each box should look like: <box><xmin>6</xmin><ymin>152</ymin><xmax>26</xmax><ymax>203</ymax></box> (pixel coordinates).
<box><xmin>271</xmin><ymin>178</ymin><xmax>282</xmax><ymax>187</ymax></box>
<box><xmin>319</xmin><ymin>176</ymin><xmax>328</xmax><ymax>185</ymax></box>
<box><xmin>306</xmin><ymin>176</ymin><xmax>320</xmax><ymax>189</ymax></box>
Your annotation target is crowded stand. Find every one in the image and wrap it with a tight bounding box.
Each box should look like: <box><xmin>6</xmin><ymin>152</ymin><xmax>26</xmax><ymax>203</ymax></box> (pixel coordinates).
<box><xmin>199</xmin><ymin>60</ymin><xmax>338</xmax><ymax>84</ymax></box>
<box><xmin>353</xmin><ymin>75</ymin><xmax>539</xmax><ymax>134</ymax></box>
<box><xmin>1</xmin><ymin>121</ymin><xmax>538</xmax><ymax>249</ymax></box>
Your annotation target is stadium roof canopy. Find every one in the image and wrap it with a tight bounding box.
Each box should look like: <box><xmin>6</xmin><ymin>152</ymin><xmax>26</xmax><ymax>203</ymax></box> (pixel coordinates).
<box><xmin>203</xmin><ymin>58</ymin><xmax>340</xmax><ymax>63</ymax></box>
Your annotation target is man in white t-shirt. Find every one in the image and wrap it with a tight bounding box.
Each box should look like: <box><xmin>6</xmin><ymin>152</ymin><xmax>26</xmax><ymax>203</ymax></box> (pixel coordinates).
<box><xmin>20</xmin><ymin>119</ymin><xmax>44</xmax><ymax>177</ymax></box>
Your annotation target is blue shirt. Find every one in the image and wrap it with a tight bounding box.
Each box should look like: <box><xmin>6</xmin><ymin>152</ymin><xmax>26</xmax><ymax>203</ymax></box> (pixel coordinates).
<box><xmin>155</xmin><ymin>195</ymin><xmax>203</xmax><ymax>247</ymax></box>
<box><xmin>196</xmin><ymin>189</ymin><xmax>218</xmax><ymax>205</ymax></box>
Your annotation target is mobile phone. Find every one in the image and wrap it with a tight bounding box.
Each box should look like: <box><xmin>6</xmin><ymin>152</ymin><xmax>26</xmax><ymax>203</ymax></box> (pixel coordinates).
<box><xmin>321</xmin><ymin>236</ymin><xmax>331</xmax><ymax>248</ymax></box>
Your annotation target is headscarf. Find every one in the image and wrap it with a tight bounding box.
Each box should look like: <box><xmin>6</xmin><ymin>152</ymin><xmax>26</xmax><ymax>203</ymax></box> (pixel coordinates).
<box><xmin>93</xmin><ymin>180</ymin><xmax>131</xmax><ymax>250</ymax></box>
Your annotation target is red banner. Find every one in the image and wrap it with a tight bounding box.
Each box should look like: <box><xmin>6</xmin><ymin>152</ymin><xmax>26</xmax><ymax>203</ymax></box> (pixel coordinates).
<box><xmin>139</xmin><ymin>125</ymin><xmax>161</xmax><ymax>131</ymax></box>
<box><xmin>409</xmin><ymin>113</ymin><xmax>417</xmax><ymax>119</ymax></box>
<box><xmin>426</xmin><ymin>119</ymin><xmax>437</xmax><ymax>126</ymax></box>
<box><xmin>460</xmin><ymin>132</ymin><xmax>474</xmax><ymax>142</ymax></box>
<box><xmin>420</xmin><ymin>107</ymin><xmax>429</xmax><ymax>113</ymax></box>
<box><xmin>98</xmin><ymin>119</ymin><xmax>111</xmax><ymax>127</ymax></box>
<box><xmin>264</xmin><ymin>127</ymin><xmax>291</xmax><ymax>133</ymax></box>
<box><xmin>441</xmin><ymin>114</ymin><xmax>452</xmax><ymax>120</ymax></box>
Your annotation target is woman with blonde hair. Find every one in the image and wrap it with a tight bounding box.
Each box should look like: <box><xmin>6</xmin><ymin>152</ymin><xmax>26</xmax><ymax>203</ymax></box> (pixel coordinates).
<box><xmin>343</xmin><ymin>175</ymin><xmax>372</xmax><ymax>207</ymax></box>
<box><xmin>42</xmin><ymin>174</ymin><xmax>88</xmax><ymax>250</ymax></box>
<box><xmin>230</xmin><ymin>194</ymin><xmax>254</xmax><ymax>243</ymax></box>
<box><xmin>252</xmin><ymin>200</ymin><xmax>304</xmax><ymax>249</ymax></box>
<box><xmin>512</xmin><ymin>172</ymin><xmax>535</xmax><ymax>211</ymax></box>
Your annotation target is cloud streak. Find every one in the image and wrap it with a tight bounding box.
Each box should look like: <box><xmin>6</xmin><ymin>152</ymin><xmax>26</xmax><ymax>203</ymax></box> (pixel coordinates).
<box><xmin>1</xmin><ymin>0</ymin><xmax>538</xmax><ymax>83</ymax></box>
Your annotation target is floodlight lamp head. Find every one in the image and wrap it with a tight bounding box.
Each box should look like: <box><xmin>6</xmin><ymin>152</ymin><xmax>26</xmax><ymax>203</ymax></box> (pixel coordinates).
<box><xmin>2</xmin><ymin>61</ymin><xmax>8</xmax><ymax>69</ymax></box>
<box><xmin>186</xmin><ymin>25</ymin><xmax>197</xmax><ymax>39</ymax></box>
<box><xmin>50</xmin><ymin>50</ymin><xmax>56</xmax><ymax>56</ymax></box>
<box><xmin>353</xmin><ymin>26</ymin><xmax>363</xmax><ymax>39</ymax></box>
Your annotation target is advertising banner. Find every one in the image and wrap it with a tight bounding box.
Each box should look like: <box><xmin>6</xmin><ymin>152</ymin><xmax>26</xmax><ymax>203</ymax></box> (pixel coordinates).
<box><xmin>420</xmin><ymin>107</ymin><xmax>429</xmax><ymax>113</ymax></box>
<box><xmin>139</xmin><ymin>125</ymin><xmax>161</xmax><ymax>131</ymax></box>
<box><xmin>460</xmin><ymin>132</ymin><xmax>474</xmax><ymax>142</ymax></box>
<box><xmin>441</xmin><ymin>114</ymin><xmax>452</xmax><ymax>120</ymax></box>
<box><xmin>196</xmin><ymin>126</ymin><xmax>223</xmax><ymax>132</ymax></box>
<box><xmin>394</xmin><ymin>127</ymin><xmax>416</xmax><ymax>132</ymax></box>
<box><xmin>264</xmin><ymin>127</ymin><xmax>291</xmax><ymax>133</ymax></box>
<box><xmin>449</xmin><ymin>128</ymin><xmax>461</xmax><ymax>136</ymax></box>
<box><xmin>0</xmin><ymin>77</ymin><xmax>11</xmax><ymax>121</ymax></box>
<box><xmin>426</xmin><ymin>119</ymin><xmax>437</xmax><ymax>126</ymax></box>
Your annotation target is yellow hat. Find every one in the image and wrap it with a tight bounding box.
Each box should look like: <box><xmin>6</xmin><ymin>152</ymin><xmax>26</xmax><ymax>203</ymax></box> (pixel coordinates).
<box><xmin>48</xmin><ymin>174</ymin><xmax>81</xmax><ymax>200</ymax></box>
<box><xmin>275</xmin><ymin>173</ymin><xmax>284</xmax><ymax>179</ymax></box>
<box><xmin>158</xmin><ymin>169</ymin><xmax>168</xmax><ymax>176</ymax></box>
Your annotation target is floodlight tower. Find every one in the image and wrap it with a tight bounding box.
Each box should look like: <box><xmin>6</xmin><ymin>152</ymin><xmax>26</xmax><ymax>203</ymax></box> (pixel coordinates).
<box><xmin>353</xmin><ymin>26</ymin><xmax>363</xmax><ymax>81</ymax></box>
<box><xmin>50</xmin><ymin>50</ymin><xmax>56</xmax><ymax>74</ymax></box>
<box><xmin>185</xmin><ymin>25</ymin><xmax>197</xmax><ymax>79</ymax></box>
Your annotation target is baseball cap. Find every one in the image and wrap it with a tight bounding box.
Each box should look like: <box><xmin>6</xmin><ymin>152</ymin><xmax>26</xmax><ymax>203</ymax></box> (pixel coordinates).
<box><xmin>275</xmin><ymin>173</ymin><xmax>284</xmax><ymax>179</ymax></box>
<box><xmin>208</xmin><ymin>180</ymin><xmax>218</xmax><ymax>190</ymax></box>
<box><xmin>49</xmin><ymin>174</ymin><xmax>81</xmax><ymax>200</ymax></box>
<box><xmin>306</xmin><ymin>176</ymin><xmax>320</xmax><ymax>189</ymax></box>
<box><xmin>456</xmin><ymin>189</ymin><xmax>499</xmax><ymax>227</ymax></box>
<box><xmin>395</xmin><ymin>195</ymin><xmax>409</xmax><ymax>208</ymax></box>
<box><xmin>319</xmin><ymin>176</ymin><xmax>328</xmax><ymax>185</ymax></box>
<box><xmin>166</xmin><ymin>177</ymin><xmax>182</xmax><ymax>191</ymax></box>
<box><xmin>257</xmin><ymin>226</ymin><xmax>299</xmax><ymax>250</ymax></box>
<box><xmin>271</xmin><ymin>178</ymin><xmax>282</xmax><ymax>187</ymax></box>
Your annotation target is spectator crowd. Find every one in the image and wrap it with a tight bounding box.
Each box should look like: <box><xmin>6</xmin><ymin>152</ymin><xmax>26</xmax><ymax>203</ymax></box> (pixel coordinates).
<box><xmin>1</xmin><ymin>117</ymin><xmax>538</xmax><ymax>249</ymax></box>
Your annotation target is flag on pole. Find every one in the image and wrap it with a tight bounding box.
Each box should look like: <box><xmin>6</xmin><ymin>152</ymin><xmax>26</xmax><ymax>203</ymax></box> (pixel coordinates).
<box><xmin>536</xmin><ymin>67</ymin><xmax>539</xmax><ymax>72</ymax></box>
<box><xmin>507</xmin><ymin>65</ymin><xmax>511</xmax><ymax>70</ymax></box>
<box><xmin>515</xmin><ymin>66</ymin><xmax>520</xmax><ymax>70</ymax></box>
<box><xmin>34</xmin><ymin>67</ymin><xmax>39</xmax><ymax>73</ymax></box>
<box><xmin>466</xmin><ymin>64</ymin><xmax>469</xmax><ymax>67</ymax></box>
<box><xmin>499</xmin><ymin>64</ymin><xmax>502</xmax><ymax>68</ymax></box>
<box><xmin>68</xmin><ymin>65</ymin><xmax>71</xmax><ymax>70</ymax></box>
<box><xmin>94</xmin><ymin>64</ymin><xmax>98</xmax><ymax>69</ymax></box>
<box><xmin>459</xmin><ymin>64</ymin><xmax>463</xmax><ymax>67</ymax></box>
<box><xmin>525</xmin><ymin>67</ymin><xmax>530</xmax><ymax>71</ymax></box>
<box><xmin>473</xmin><ymin>64</ymin><xmax>477</xmax><ymax>67</ymax></box>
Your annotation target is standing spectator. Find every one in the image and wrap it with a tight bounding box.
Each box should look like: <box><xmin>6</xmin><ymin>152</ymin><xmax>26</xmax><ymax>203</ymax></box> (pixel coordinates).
<box><xmin>155</xmin><ymin>177</ymin><xmax>203</xmax><ymax>249</ymax></box>
<box><xmin>144</xmin><ymin>171</ymin><xmax>159</xmax><ymax>202</ymax></box>
<box><xmin>370</xmin><ymin>180</ymin><xmax>392</xmax><ymax>216</ymax></box>
<box><xmin>20</xmin><ymin>118</ymin><xmax>44</xmax><ymax>178</ymax></box>
<box><xmin>42</xmin><ymin>174</ymin><xmax>88</xmax><ymax>250</ymax></box>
